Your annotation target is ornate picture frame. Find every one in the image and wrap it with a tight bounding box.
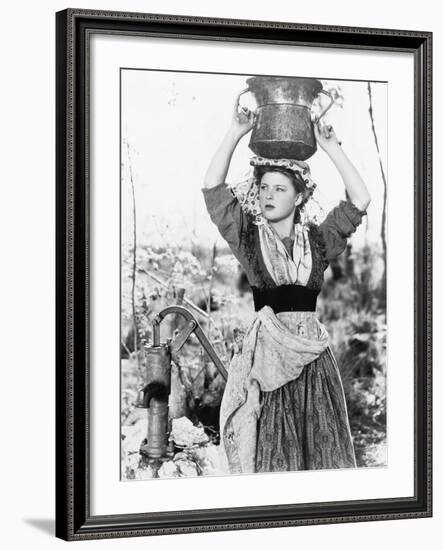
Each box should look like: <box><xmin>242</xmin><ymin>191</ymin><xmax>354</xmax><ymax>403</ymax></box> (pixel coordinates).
<box><xmin>55</xmin><ymin>8</ymin><xmax>432</xmax><ymax>541</ymax></box>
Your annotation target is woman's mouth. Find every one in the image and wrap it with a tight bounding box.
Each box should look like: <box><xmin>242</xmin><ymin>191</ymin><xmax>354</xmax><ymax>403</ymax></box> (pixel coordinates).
<box><xmin>265</xmin><ymin>204</ymin><xmax>275</xmax><ymax>210</ymax></box>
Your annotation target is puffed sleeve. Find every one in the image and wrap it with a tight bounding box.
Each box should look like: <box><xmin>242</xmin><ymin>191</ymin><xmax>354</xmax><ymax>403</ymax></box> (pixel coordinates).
<box><xmin>201</xmin><ymin>182</ymin><xmax>247</xmax><ymax>253</ymax></box>
<box><xmin>318</xmin><ymin>199</ymin><xmax>367</xmax><ymax>261</ymax></box>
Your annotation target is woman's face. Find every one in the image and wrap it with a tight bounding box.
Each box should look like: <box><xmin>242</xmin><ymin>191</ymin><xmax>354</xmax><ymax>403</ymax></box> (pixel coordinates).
<box><xmin>258</xmin><ymin>171</ymin><xmax>302</xmax><ymax>222</ymax></box>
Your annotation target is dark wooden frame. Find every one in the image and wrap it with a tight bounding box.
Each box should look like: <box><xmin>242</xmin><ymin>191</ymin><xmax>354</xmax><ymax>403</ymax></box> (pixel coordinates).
<box><xmin>55</xmin><ymin>8</ymin><xmax>432</xmax><ymax>541</ymax></box>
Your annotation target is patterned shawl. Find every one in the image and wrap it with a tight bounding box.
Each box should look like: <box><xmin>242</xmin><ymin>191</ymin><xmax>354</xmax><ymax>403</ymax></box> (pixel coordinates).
<box><xmin>259</xmin><ymin>221</ymin><xmax>312</xmax><ymax>286</ymax></box>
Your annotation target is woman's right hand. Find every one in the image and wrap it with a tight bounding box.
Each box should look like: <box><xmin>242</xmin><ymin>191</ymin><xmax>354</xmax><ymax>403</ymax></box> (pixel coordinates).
<box><xmin>204</xmin><ymin>89</ymin><xmax>255</xmax><ymax>189</ymax></box>
<box><xmin>230</xmin><ymin>89</ymin><xmax>256</xmax><ymax>139</ymax></box>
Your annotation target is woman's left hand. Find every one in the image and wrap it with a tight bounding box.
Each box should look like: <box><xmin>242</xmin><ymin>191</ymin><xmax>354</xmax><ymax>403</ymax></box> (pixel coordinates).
<box><xmin>314</xmin><ymin>120</ymin><xmax>341</xmax><ymax>153</ymax></box>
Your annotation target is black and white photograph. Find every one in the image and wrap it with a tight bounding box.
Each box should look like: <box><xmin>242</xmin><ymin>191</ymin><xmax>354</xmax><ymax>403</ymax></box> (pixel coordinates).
<box><xmin>120</xmin><ymin>70</ymin><xmax>387</xmax><ymax>480</ymax></box>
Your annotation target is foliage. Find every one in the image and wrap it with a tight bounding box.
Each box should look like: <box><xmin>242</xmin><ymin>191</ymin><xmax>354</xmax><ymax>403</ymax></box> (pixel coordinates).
<box><xmin>318</xmin><ymin>244</ymin><xmax>387</xmax><ymax>467</ymax></box>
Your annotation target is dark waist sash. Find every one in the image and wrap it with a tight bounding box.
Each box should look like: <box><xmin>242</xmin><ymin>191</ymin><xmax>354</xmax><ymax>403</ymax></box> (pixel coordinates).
<box><xmin>251</xmin><ymin>284</ymin><xmax>319</xmax><ymax>313</ymax></box>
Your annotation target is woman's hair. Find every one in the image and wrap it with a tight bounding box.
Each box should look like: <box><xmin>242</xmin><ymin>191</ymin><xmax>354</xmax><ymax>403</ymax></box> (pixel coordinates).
<box><xmin>253</xmin><ymin>165</ymin><xmax>314</xmax><ymax>223</ymax></box>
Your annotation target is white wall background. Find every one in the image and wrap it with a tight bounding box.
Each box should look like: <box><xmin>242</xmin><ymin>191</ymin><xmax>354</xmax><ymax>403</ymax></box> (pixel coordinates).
<box><xmin>0</xmin><ymin>1</ymin><xmax>440</xmax><ymax>548</ymax></box>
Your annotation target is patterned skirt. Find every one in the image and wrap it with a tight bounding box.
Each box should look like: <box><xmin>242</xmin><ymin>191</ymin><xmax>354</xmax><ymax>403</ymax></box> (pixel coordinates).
<box><xmin>255</xmin><ymin>346</ymin><xmax>356</xmax><ymax>472</ymax></box>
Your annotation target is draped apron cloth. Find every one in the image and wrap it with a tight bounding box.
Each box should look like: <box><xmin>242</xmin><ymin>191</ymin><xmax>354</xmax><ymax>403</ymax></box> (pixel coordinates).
<box><xmin>219</xmin><ymin>305</ymin><xmax>329</xmax><ymax>474</ymax></box>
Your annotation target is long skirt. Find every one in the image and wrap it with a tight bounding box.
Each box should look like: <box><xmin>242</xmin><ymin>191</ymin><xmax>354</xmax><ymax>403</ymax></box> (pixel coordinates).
<box><xmin>255</xmin><ymin>346</ymin><xmax>356</xmax><ymax>472</ymax></box>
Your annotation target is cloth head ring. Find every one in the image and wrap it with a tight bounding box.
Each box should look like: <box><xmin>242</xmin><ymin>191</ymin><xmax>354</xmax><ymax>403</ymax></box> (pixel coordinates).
<box><xmin>249</xmin><ymin>155</ymin><xmax>316</xmax><ymax>190</ymax></box>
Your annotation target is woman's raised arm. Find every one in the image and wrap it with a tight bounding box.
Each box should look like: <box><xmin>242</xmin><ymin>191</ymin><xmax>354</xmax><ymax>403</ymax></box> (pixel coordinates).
<box><xmin>313</xmin><ymin>121</ymin><xmax>371</xmax><ymax>212</ymax></box>
<box><xmin>204</xmin><ymin>90</ymin><xmax>256</xmax><ymax>189</ymax></box>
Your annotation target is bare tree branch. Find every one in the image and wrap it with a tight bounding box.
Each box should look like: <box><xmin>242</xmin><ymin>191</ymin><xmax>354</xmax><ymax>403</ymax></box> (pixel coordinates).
<box><xmin>367</xmin><ymin>82</ymin><xmax>387</xmax><ymax>295</ymax></box>
<box><xmin>125</xmin><ymin>139</ymin><xmax>141</xmax><ymax>378</ymax></box>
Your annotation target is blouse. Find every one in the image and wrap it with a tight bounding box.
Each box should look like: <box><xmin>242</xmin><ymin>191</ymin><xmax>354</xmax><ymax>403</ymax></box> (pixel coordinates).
<box><xmin>201</xmin><ymin>182</ymin><xmax>367</xmax><ymax>292</ymax></box>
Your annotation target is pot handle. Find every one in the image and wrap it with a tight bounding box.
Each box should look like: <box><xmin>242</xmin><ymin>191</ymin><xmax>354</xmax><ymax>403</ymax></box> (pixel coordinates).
<box><xmin>238</xmin><ymin>87</ymin><xmax>250</xmax><ymax>99</ymax></box>
<box><xmin>315</xmin><ymin>89</ymin><xmax>334</xmax><ymax>122</ymax></box>
<box><xmin>238</xmin><ymin>87</ymin><xmax>256</xmax><ymax>116</ymax></box>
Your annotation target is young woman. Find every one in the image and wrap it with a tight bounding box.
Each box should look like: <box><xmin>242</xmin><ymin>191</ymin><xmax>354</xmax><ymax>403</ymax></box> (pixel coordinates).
<box><xmin>202</xmin><ymin>90</ymin><xmax>371</xmax><ymax>474</ymax></box>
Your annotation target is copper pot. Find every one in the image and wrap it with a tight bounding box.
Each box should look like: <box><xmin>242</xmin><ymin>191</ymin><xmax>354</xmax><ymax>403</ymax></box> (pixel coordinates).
<box><xmin>241</xmin><ymin>76</ymin><xmax>333</xmax><ymax>160</ymax></box>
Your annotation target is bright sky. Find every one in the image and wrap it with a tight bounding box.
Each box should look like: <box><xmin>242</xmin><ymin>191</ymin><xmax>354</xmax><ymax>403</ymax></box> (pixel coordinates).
<box><xmin>121</xmin><ymin>70</ymin><xmax>387</xmax><ymax>251</ymax></box>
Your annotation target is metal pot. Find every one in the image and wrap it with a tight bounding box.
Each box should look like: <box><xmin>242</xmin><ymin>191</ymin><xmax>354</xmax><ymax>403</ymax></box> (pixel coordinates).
<box><xmin>241</xmin><ymin>76</ymin><xmax>333</xmax><ymax>160</ymax></box>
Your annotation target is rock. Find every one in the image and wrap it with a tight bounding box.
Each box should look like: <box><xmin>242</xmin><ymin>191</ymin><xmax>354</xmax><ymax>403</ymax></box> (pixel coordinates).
<box><xmin>172</xmin><ymin>451</ymin><xmax>189</xmax><ymax>462</ymax></box>
<box><xmin>190</xmin><ymin>443</ymin><xmax>230</xmax><ymax>476</ymax></box>
<box><xmin>124</xmin><ymin>452</ymin><xmax>142</xmax><ymax>480</ymax></box>
<box><xmin>134</xmin><ymin>463</ymin><xmax>155</xmax><ymax>480</ymax></box>
<box><xmin>170</xmin><ymin>416</ymin><xmax>209</xmax><ymax>447</ymax></box>
<box><xmin>121</xmin><ymin>418</ymin><xmax>147</xmax><ymax>480</ymax></box>
<box><xmin>158</xmin><ymin>460</ymin><xmax>180</xmax><ymax>478</ymax></box>
<box><xmin>122</xmin><ymin>418</ymin><xmax>147</xmax><ymax>455</ymax></box>
<box><xmin>175</xmin><ymin>458</ymin><xmax>199</xmax><ymax>477</ymax></box>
